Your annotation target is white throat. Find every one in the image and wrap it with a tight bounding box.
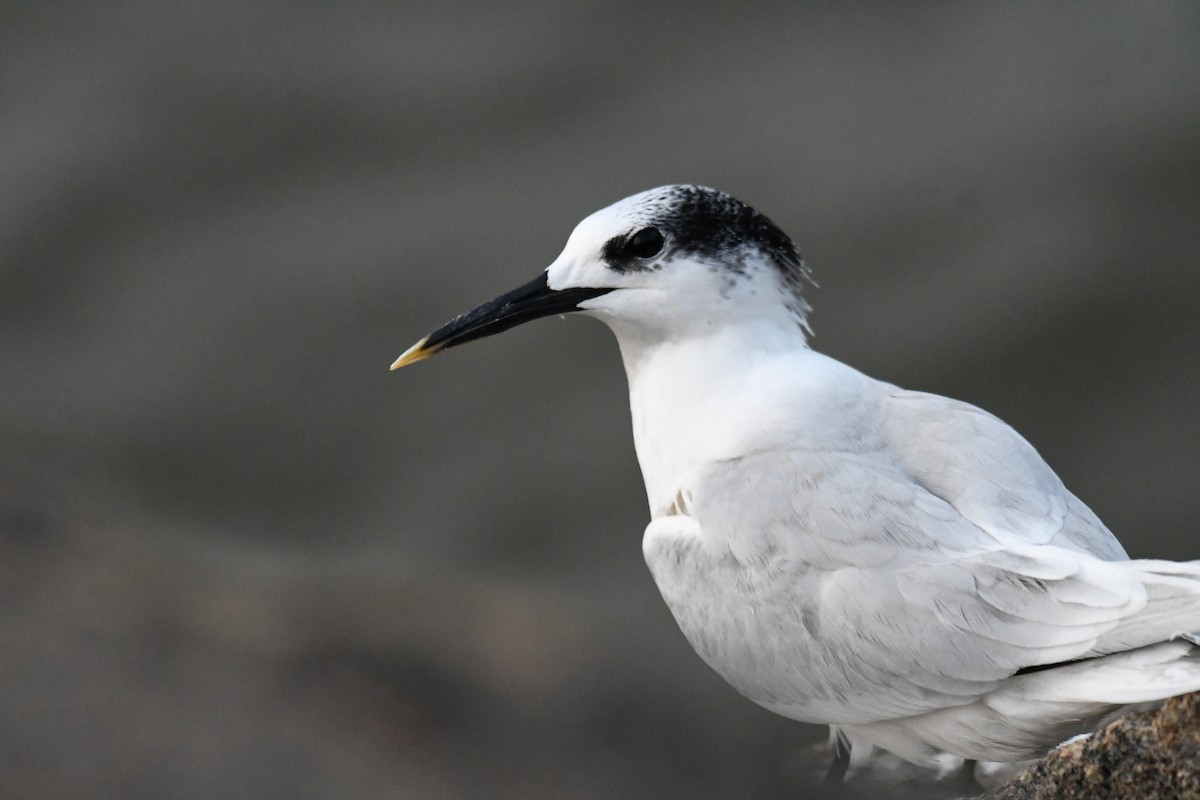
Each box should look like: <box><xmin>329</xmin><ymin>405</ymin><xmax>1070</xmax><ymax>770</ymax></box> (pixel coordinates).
<box><xmin>607</xmin><ymin>315</ymin><xmax>817</xmax><ymax>518</ymax></box>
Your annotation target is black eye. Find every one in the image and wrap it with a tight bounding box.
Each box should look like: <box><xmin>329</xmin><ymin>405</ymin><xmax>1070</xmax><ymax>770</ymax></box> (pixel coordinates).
<box><xmin>626</xmin><ymin>227</ymin><xmax>665</xmax><ymax>259</ymax></box>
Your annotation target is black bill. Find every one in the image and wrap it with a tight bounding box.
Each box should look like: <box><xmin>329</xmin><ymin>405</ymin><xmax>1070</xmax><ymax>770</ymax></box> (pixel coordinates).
<box><xmin>391</xmin><ymin>271</ymin><xmax>611</xmax><ymax>369</ymax></box>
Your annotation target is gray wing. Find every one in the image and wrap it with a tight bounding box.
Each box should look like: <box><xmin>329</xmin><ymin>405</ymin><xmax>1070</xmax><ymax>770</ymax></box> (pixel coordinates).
<box><xmin>881</xmin><ymin>389</ymin><xmax>1127</xmax><ymax>561</ymax></box>
<box><xmin>680</xmin><ymin>392</ymin><xmax>1145</xmax><ymax>722</ymax></box>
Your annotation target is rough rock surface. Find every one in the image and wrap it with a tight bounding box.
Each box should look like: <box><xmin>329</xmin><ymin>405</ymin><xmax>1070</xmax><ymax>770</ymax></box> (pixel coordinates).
<box><xmin>987</xmin><ymin>692</ymin><xmax>1200</xmax><ymax>800</ymax></box>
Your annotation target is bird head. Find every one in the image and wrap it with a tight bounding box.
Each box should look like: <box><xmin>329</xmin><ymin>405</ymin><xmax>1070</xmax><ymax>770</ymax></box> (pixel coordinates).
<box><xmin>392</xmin><ymin>185</ymin><xmax>812</xmax><ymax>370</ymax></box>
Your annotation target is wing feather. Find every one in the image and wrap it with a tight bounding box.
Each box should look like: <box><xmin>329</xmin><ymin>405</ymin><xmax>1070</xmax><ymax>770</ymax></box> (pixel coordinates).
<box><xmin>883</xmin><ymin>390</ymin><xmax>1127</xmax><ymax>559</ymax></box>
<box><xmin>678</xmin><ymin>388</ymin><xmax>1156</xmax><ymax>722</ymax></box>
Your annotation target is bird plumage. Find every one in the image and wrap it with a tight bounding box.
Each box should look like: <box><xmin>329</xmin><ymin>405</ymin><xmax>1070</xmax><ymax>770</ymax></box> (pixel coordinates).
<box><xmin>395</xmin><ymin>184</ymin><xmax>1200</xmax><ymax>770</ymax></box>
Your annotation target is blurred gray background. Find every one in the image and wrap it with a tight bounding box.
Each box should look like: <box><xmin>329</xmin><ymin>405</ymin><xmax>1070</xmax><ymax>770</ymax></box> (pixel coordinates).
<box><xmin>2</xmin><ymin>2</ymin><xmax>1198</xmax><ymax>798</ymax></box>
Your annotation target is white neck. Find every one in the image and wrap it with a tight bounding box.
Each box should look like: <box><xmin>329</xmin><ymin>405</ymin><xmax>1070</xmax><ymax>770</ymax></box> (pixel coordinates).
<box><xmin>609</xmin><ymin>316</ymin><xmax>831</xmax><ymax>517</ymax></box>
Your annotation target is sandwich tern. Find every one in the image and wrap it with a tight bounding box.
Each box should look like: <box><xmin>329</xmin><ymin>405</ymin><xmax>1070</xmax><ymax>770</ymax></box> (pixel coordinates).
<box><xmin>392</xmin><ymin>185</ymin><xmax>1200</xmax><ymax>774</ymax></box>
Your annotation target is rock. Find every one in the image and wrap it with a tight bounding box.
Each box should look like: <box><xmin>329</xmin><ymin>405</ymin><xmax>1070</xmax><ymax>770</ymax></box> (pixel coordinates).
<box><xmin>987</xmin><ymin>692</ymin><xmax>1200</xmax><ymax>800</ymax></box>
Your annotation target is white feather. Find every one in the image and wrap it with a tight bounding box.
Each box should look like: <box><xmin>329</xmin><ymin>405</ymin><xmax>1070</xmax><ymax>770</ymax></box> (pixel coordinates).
<box><xmin>534</xmin><ymin>186</ymin><xmax>1200</xmax><ymax>766</ymax></box>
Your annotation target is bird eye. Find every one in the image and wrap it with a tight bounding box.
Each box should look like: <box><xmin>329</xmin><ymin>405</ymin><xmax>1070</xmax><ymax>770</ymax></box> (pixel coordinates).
<box><xmin>626</xmin><ymin>227</ymin><xmax>665</xmax><ymax>259</ymax></box>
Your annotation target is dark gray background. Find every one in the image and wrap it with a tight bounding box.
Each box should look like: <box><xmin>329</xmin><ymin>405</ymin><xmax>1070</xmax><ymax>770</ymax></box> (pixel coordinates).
<box><xmin>2</xmin><ymin>3</ymin><xmax>1198</xmax><ymax>798</ymax></box>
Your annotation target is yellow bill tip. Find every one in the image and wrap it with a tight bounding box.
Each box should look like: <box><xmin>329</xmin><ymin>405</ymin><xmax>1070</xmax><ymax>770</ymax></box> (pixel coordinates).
<box><xmin>390</xmin><ymin>337</ymin><xmax>436</xmax><ymax>370</ymax></box>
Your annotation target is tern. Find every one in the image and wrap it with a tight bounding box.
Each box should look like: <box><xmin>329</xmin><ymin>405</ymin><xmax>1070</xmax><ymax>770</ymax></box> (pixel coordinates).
<box><xmin>392</xmin><ymin>185</ymin><xmax>1200</xmax><ymax>775</ymax></box>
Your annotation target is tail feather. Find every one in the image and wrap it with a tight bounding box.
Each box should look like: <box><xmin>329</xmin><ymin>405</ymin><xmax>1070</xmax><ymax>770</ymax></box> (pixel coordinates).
<box><xmin>836</xmin><ymin>560</ymin><xmax>1200</xmax><ymax>766</ymax></box>
<box><xmin>841</xmin><ymin>640</ymin><xmax>1200</xmax><ymax>764</ymax></box>
<box><xmin>1090</xmin><ymin>560</ymin><xmax>1200</xmax><ymax>655</ymax></box>
<box><xmin>996</xmin><ymin>639</ymin><xmax>1200</xmax><ymax>709</ymax></box>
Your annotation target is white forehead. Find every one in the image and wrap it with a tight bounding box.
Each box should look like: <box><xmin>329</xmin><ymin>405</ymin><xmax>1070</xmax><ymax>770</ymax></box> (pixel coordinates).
<box><xmin>597</xmin><ymin>185</ymin><xmax>683</xmax><ymax>219</ymax></box>
<box><xmin>561</xmin><ymin>185</ymin><xmax>685</xmax><ymax>253</ymax></box>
